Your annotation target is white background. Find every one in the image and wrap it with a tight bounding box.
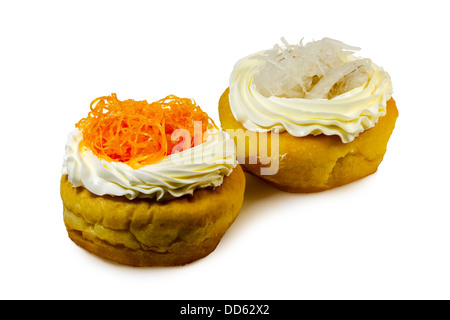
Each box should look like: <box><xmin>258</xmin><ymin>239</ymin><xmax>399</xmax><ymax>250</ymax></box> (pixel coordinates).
<box><xmin>1</xmin><ymin>0</ymin><xmax>449</xmax><ymax>300</ymax></box>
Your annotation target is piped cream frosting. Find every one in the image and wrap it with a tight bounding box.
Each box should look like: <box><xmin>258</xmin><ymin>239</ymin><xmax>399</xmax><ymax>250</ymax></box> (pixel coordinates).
<box><xmin>228</xmin><ymin>38</ymin><xmax>393</xmax><ymax>143</ymax></box>
<box><xmin>62</xmin><ymin>129</ymin><xmax>237</xmax><ymax>201</ymax></box>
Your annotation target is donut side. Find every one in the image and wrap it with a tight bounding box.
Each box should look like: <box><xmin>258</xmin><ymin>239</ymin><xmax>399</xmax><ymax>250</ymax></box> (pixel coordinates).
<box><xmin>60</xmin><ymin>165</ymin><xmax>246</xmax><ymax>266</ymax></box>
<box><xmin>218</xmin><ymin>88</ymin><xmax>398</xmax><ymax>192</ymax></box>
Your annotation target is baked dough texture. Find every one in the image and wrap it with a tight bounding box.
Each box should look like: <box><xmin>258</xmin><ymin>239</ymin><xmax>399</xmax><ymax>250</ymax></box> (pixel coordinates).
<box><xmin>219</xmin><ymin>88</ymin><xmax>398</xmax><ymax>192</ymax></box>
<box><xmin>60</xmin><ymin>165</ymin><xmax>245</xmax><ymax>267</ymax></box>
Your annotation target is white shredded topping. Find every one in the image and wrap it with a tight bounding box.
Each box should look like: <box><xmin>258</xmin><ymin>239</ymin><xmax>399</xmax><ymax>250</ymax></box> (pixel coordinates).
<box><xmin>252</xmin><ymin>37</ymin><xmax>372</xmax><ymax>99</ymax></box>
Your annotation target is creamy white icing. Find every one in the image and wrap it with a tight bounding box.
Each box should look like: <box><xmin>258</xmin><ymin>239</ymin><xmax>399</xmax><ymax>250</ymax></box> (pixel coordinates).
<box><xmin>228</xmin><ymin>50</ymin><xmax>393</xmax><ymax>143</ymax></box>
<box><xmin>62</xmin><ymin>129</ymin><xmax>237</xmax><ymax>201</ymax></box>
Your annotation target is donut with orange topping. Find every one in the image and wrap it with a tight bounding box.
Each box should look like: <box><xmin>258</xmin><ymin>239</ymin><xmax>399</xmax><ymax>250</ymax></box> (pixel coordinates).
<box><xmin>61</xmin><ymin>94</ymin><xmax>244</xmax><ymax>266</ymax></box>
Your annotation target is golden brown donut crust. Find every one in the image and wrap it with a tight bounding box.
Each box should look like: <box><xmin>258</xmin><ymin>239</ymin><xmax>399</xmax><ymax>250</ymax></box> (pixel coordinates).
<box><xmin>60</xmin><ymin>165</ymin><xmax>245</xmax><ymax>267</ymax></box>
<box><xmin>218</xmin><ymin>88</ymin><xmax>398</xmax><ymax>192</ymax></box>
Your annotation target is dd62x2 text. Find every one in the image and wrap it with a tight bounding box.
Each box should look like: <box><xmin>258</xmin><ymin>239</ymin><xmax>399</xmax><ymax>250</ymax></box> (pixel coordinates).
<box><xmin>179</xmin><ymin>304</ymin><xmax>269</xmax><ymax>317</ymax></box>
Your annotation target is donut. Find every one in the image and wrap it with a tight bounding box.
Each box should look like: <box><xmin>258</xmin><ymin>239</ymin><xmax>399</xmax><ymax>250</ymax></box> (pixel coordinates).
<box><xmin>60</xmin><ymin>94</ymin><xmax>245</xmax><ymax>266</ymax></box>
<box><xmin>220</xmin><ymin>37</ymin><xmax>398</xmax><ymax>192</ymax></box>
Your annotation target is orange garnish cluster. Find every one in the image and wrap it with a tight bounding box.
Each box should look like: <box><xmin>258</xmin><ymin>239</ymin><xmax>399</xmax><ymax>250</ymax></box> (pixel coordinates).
<box><xmin>75</xmin><ymin>93</ymin><xmax>217</xmax><ymax>168</ymax></box>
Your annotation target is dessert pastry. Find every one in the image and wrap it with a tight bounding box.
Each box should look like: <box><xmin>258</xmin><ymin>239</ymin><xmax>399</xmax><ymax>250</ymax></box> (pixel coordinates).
<box><xmin>219</xmin><ymin>37</ymin><xmax>398</xmax><ymax>192</ymax></box>
<box><xmin>61</xmin><ymin>94</ymin><xmax>245</xmax><ymax>266</ymax></box>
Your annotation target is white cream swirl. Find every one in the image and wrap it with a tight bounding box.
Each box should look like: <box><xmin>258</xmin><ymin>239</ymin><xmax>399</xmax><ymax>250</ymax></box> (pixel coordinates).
<box><xmin>228</xmin><ymin>52</ymin><xmax>393</xmax><ymax>143</ymax></box>
<box><xmin>62</xmin><ymin>129</ymin><xmax>237</xmax><ymax>201</ymax></box>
